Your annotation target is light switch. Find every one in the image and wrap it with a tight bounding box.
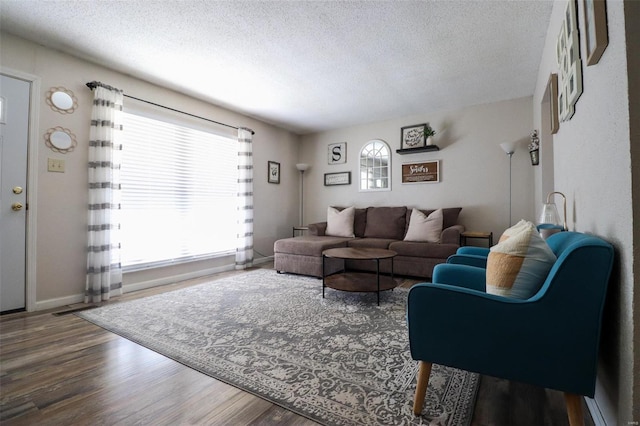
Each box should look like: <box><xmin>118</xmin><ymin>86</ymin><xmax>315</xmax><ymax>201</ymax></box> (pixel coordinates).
<box><xmin>48</xmin><ymin>158</ymin><xmax>65</xmax><ymax>173</ymax></box>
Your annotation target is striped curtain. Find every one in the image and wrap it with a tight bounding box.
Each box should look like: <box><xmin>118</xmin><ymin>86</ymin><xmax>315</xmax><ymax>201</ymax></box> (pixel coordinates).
<box><xmin>85</xmin><ymin>84</ymin><xmax>124</xmax><ymax>302</ymax></box>
<box><xmin>236</xmin><ymin>128</ymin><xmax>254</xmax><ymax>269</ymax></box>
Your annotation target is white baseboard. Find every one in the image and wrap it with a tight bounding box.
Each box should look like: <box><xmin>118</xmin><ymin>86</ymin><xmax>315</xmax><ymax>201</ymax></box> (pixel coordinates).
<box><xmin>253</xmin><ymin>255</ymin><xmax>274</xmax><ymax>265</ymax></box>
<box><xmin>585</xmin><ymin>396</ymin><xmax>607</xmax><ymax>426</ymax></box>
<box><xmin>34</xmin><ymin>256</ymin><xmax>274</xmax><ymax>311</ymax></box>
<box><xmin>123</xmin><ymin>264</ymin><xmax>235</xmax><ymax>293</ymax></box>
<box><xmin>35</xmin><ymin>294</ymin><xmax>85</xmax><ymax>311</ymax></box>
<box><xmin>124</xmin><ymin>255</ymin><xmax>274</xmax><ymax>293</ymax></box>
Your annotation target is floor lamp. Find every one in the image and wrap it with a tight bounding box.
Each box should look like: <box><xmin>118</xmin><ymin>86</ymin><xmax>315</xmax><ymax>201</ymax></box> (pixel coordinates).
<box><xmin>500</xmin><ymin>141</ymin><xmax>518</xmax><ymax>227</ymax></box>
<box><xmin>296</xmin><ymin>163</ymin><xmax>310</xmax><ymax>226</ymax></box>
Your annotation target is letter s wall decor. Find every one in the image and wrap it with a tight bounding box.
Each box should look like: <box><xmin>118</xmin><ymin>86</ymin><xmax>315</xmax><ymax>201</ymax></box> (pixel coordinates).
<box><xmin>328</xmin><ymin>142</ymin><xmax>347</xmax><ymax>165</ymax></box>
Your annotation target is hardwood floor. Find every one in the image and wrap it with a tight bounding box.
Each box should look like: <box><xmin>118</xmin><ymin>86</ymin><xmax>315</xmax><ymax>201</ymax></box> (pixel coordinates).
<box><xmin>1</xmin><ymin>265</ymin><xmax>594</xmax><ymax>426</ymax></box>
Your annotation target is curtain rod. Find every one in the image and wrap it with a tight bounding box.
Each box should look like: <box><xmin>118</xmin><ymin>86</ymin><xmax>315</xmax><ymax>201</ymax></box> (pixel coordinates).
<box><xmin>85</xmin><ymin>81</ymin><xmax>255</xmax><ymax>135</ymax></box>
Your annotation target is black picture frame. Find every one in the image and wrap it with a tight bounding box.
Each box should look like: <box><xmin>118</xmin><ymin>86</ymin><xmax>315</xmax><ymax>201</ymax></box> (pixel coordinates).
<box><xmin>268</xmin><ymin>161</ymin><xmax>280</xmax><ymax>184</ymax></box>
<box><xmin>324</xmin><ymin>171</ymin><xmax>351</xmax><ymax>186</ymax></box>
<box><xmin>400</xmin><ymin>124</ymin><xmax>427</xmax><ymax>150</ymax></box>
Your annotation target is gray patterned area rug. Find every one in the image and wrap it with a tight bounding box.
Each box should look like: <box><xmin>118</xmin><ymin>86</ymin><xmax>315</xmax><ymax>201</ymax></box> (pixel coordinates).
<box><xmin>77</xmin><ymin>269</ymin><xmax>479</xmax><ymax>425</ymax></box>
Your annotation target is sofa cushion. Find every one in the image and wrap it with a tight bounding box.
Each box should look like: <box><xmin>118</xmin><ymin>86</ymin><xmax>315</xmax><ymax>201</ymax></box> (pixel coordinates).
<box><xmin>326</xmin><ymin>206</ymin><xmax>355</xmax><ymax>237</ymax></box>
<box><xmin>364</xmin><ymin>206</ymin><xmax>407</xmax><ymax>240</ymax></box>
<box><xmin>486</xmin><ymin>220</ymin><xmax>556</xmax><ymax>299</ymax></box>
<box><xmin>347</xmin><ymin>238</ymin><xmax>396</xmax><ymax>249</ymax></box>
<box><xmin>274</xmin><ymin>235</ymin><xmax>351</xmax><ymax>257</ymax></box>
<box><xmin>404</xmin><ymin>208</ymin><xmax>443</xmax><ymax>242</ymax></box>
<box><xmin>389</xmin><ymin>241</ymin><xmax>459</xmax><ymax>258</ymax></box>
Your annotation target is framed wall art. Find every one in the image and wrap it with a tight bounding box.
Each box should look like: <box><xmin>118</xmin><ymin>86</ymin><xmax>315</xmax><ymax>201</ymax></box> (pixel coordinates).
<box><xmin>401</xmin><ymin>161</ymin><xmax>440</xmax><ymax>184</ymax></box>
<box><xmin>557</xmin><ymin>0</ymin><xmax>583</xmax><ymax>122</ymax></box>
<box><xmin>583</xmin><ymin>0</ymin><xmax>609</xmax><ymax>66</ymax></box>
<box><xmin>547</xmin><ymin>73</ymin><xmax>560</xmax><ymax>134</ymax></box>
<box><xmin>328</xmin><ymin>142</ymin><xmax>347</xmax><ymax>164</ymax></box>
<box><xmin>268</xmin><ymin>161</ymin><xmax>280</xmax><ymax>184</ymax></box>
<box><xmin>400</xmin><ymin>124</ymin><xmax>427</xmax><ymax>150</ymax></box>
<box><xmin>0</xmin><ymin>96</ymin><xmax>5</xmax><ymax>124</ymax></box>
<box><xmin>324</xmin><ymin>171</ymin><xmax>351</xmax><ymax>186</ymax></box>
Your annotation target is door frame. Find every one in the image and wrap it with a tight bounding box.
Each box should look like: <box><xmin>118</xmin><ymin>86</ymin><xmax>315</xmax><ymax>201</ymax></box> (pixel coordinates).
<box><xmin>1</xmin><ymin>67</ymin><xmax>40</xmax><ymax>312</ymax></box>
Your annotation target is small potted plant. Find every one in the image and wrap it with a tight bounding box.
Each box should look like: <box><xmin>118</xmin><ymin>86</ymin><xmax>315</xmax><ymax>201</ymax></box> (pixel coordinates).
<box><xmin>425</xmin><ymin>125</ymin><xmax>436</xmax><ymax>146</ymax></box>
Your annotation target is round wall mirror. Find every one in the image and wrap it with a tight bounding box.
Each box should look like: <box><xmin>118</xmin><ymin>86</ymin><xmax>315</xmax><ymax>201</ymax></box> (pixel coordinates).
<box><xmin>51</xmin><ymin>91</ymin><xmax>74</xmax><ymax>110</ymax></box>
<box><xmin>45</xmin><ymin>87</ymin><xmax>78</xmax><ymax>114</ymax></box>
<box><xmin>44</xmin><ymin>126</ymin><xmax>77</xmax><ymax>153</ymax></box>
<box><xmin>50</xmin><ymin>131</ymin><xmax>72</xmax><ymax>149</ymax></box>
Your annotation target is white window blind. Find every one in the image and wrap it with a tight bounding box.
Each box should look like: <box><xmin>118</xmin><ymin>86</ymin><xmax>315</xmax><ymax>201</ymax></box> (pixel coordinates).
<box><xmin>120</xmin><ymin>111</ymin><xmax>237</xmax><ymax>269</ymax></box>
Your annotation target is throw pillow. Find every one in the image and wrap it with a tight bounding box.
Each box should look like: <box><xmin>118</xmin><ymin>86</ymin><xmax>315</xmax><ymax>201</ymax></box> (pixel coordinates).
<box><xmin>403</xmin><ymin>208</ymin><xmax>443</xmax><ymax>242</ymax></box>
<box><xmin>486</xmin><ymin>220</ymin><xmax>556</xmax><ymax>299</ymax></box>
<box><xmin>363</xmin><ymin>206</ymin><xmax>407</xmax><ymax>240</ymax></box>
<box><xmin>326</xmin><ymin>206</ymin><xmax>355</xmax><ymax>237</ymax></box>
<box><xmin>496</xmin><ymin>219</ymin><xmax>529</xmax><ymax>244</ymax></box>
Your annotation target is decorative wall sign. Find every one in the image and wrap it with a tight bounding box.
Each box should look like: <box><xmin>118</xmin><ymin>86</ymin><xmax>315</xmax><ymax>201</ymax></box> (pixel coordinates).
<box><xmin>583</xmin><ymin>0</ymin><xmax>609</xmax><ymax>66</ymax></box>
<box><xmin>328</xmin><ymin>142</ymin><xmax>347</xmax><ymax>165</ymax></box>
<box><xmin>324</xmin><ymin>171</ymin><xmax>351</xmax><ymax>186</ymax></box>
<box><xmin>400</xmin><ymin>124</ymin><xmax>427</xmax><ymax>150</ymax></box>
<box><xmin>401</xmin><ymin>161</ymin><xmax>440</xmax><ymax>184</ymax></box>
<box><xmin>268</xmin><ymin>161</ymin><xmax>280</xmax><ymax>184</ymax></box>
<box><xmin>556</xmin><ymin>0</ymin><xmax>583</xmax><ymax>122</ymax></box>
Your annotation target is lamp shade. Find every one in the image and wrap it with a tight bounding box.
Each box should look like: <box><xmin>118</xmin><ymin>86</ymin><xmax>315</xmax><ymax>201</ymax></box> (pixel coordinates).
<box><xmin>539</xmin><ymin>202</ymin><xmax>561</xmax><ymax>226</ymax></box>
<box><xmin>296</xmin><ymin>163</ymin><xmax>310</xmax><ymax>172</ymax></box>
<box><xmin>539</xmin><ymin>191</ymin><xmax>567</xmax><ymax>239</ymax></box>
<box><xmin>500</xmin><ymin>141</ymin><xmax>518</xmax><ymax>155</ymax></box>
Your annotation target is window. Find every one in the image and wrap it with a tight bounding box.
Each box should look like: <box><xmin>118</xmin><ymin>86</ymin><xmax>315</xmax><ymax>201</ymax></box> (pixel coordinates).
<box><xmin>120</xmin><ymin>111</ymin><xmax>237</xmax><ymax>270</ymax></box>
<box><xmin>359</xmin><ymin>139</ymin><xmax>391</xmax><ymax>191</ymax></box>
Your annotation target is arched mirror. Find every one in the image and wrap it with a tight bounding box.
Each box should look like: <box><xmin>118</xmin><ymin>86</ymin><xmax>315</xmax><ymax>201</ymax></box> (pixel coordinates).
<box><xmin>44</xmin><ymin>126</ymin><xmax>77</xmax><ymax>153</ymax></box>
<box><xmin>359</xmin><ymin>139</ymin><xmax>391</xmax><ymax>191</ymax></box>
<box><xmin>46</xmin><ymin>87</ymin><xmax>78</xmax><ymax>114</ymax></box>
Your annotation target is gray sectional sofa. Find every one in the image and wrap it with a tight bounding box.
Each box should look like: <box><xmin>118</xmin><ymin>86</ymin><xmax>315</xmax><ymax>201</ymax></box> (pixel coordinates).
<box><xmin>274</xmin><ymin>206</ymin><xmax>464</xmax><ymax>279</ymax></box>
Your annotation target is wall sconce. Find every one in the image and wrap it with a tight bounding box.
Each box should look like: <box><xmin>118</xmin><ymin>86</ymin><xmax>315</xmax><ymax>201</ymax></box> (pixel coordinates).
<box><xmin>529</xmin><ymin>130</ymin><xmax>540</xmax><ymax>166</ymax></box>
<box><xmin>296</xmin><ymin>163</ymin><xmax>310</xmax><ymax>226</ymax></box>
<box><xmin>539</xmin><ymin>191</ymin><xmax>567</xmax><ymax>239</ymax></box>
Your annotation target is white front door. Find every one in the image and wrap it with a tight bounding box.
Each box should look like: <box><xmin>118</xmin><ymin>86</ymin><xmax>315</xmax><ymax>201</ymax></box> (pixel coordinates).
<box><xmin>0</xmin><ymin>74</ymin><xmax>30</xmax><ymax>312</ymax></box>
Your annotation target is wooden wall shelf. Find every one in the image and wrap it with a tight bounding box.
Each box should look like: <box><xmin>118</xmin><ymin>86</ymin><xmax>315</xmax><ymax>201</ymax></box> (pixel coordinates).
<box><xmin>396</xmin><ymin>145</ymin><xmax>440</xmax><ymax>154</ymax></box>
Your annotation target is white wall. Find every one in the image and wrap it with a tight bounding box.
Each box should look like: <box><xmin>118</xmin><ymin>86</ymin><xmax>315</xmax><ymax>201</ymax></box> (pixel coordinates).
<box><xmin>300</xmin><ymin>97</ymin><xmax>535</xmax><ymax>240</ymax></box>
<box><xmin>532</xmin><ymin>1</ymin><xmax>637</xmax><ymax>423</ymax></box>
<box><xmin>1</xmin><ymin>33</ymin><xmax>300</xmax><ymax>308</ymax></box>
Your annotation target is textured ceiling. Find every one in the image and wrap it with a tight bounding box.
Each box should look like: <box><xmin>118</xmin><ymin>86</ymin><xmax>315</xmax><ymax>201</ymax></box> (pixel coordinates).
<box><xmin>0</xmin><ymin>0</ymin><xmax>553</xmax><ymax>134</ymax></box>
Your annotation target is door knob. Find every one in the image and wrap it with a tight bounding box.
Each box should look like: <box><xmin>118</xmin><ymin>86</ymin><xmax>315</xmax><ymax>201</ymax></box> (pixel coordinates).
<box><xmin>13</xmin><ymin>186</ymin><xmax>23</xmax><ymax>194</ymax></box>
<box><xmin>11</xmin><ymin>203</ymin><xmax>23</xmax><ymax>211</ymax></box>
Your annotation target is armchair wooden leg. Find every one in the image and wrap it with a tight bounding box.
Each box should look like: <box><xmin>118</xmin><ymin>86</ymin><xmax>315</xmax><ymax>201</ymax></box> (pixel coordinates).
<box><xmin>564</xmin><ymin>393</ymin><xmax>584</xmax><ymax>426</ymax></box>
<box><xmin>413</xmin><ymin>361</ymin><xmax>432</xmax><ymax>415</ymax></box>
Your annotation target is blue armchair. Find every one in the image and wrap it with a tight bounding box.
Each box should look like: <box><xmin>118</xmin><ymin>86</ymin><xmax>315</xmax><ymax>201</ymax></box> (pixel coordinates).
<box><xmin>407</xmin><ymin>232</ymin><xmax>614</xmax><ymax>425</ymax></box>
<box><xmin>446</xmin><ymin>246</ymin><xmax>490</xmax><ymax>268</ymax></box>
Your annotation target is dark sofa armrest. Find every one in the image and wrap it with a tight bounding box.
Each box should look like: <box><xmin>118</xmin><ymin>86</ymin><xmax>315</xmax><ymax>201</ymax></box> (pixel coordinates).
<box><xmin>308</xmin><ymin>222</ymin><xmax>327</xmax><ymax>236</ymax></box>
<box><xmin>441</xmin><ymin>224</ymin><xmax>464</xmax><ymax>245</ymax></box>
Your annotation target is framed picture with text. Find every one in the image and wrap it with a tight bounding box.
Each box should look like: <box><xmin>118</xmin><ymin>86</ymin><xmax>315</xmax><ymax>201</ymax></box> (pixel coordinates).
<box><xmin>268</xmin><ymin>161</ymin><xmax>280</xmax><ymax>184</ymax></box>
<box><xmin>400</xmin><ymin>124</ymin><xmax>427</xmax><ymax>150</ymax></box>
<box><xmin>401</xmin><ymin>160</ymin><xmax>440</xmax><ymax>184</ymax></box>
<box><xmin>324</xmin><ymin>171</ymin><xmax>351</xmax><ymax>186</ymax></box>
